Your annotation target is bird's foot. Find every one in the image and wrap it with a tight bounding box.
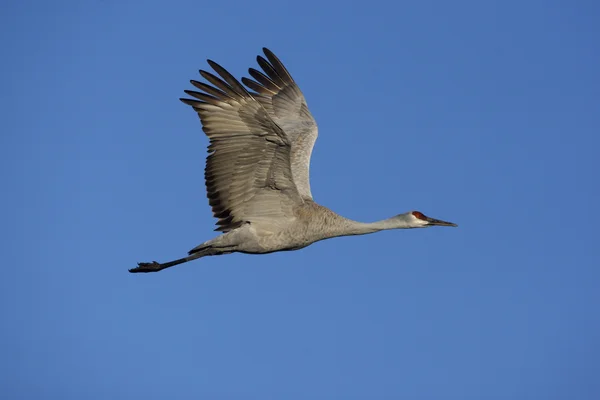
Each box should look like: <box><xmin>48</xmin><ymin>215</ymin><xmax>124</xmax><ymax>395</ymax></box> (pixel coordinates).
<box><xmin>129</xmin><ymin>261</ymin><xmax>162</xmax><ymax>273</ymax></box>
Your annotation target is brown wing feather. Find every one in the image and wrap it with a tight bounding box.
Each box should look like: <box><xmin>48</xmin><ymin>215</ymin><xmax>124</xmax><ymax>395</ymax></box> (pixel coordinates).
<box><xmin>241</xmin><ymin>48</ymin><xmax>318</xmax><ymax>200</ymax></box>
<box><xmin>181</xmin><ymin>59</ymin><xmax>302</xmax><ymax>232</ymax></box>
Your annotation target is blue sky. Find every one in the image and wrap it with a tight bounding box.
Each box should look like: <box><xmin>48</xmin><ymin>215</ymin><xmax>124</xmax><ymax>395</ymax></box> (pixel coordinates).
<box><xmin>1</xmin><ymin>0</ymin><xmax>599</xmax><ymax>398</ymax></box>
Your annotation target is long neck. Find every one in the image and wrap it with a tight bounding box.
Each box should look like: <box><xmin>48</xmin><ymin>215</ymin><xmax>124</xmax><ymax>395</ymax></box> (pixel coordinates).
<box><xmin>307</xmin><ymin>204</ymin><xmax>418</xmax><ymax>240</ymax></box>
<box><xmin>343</xmin><ymin>214</ymin><xmax>416</xmax><ymax>236</ymax></box>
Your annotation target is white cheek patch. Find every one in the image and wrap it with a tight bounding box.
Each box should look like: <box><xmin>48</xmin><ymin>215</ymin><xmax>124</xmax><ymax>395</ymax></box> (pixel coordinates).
<box><xmin>414</xmin><ymin>217</ymin><xmax>429</xmax><ymax>227</ymax></box>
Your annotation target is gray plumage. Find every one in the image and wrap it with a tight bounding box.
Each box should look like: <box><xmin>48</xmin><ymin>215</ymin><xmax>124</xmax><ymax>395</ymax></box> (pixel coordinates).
<box><xmin>130</xmin><ymin>48</ymin><xmax>456</xmax><ymax>273</ymax></box>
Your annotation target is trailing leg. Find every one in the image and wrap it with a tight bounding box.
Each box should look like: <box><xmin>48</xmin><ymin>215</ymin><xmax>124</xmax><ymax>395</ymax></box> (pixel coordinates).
<box><xmin>130</xmin><ymin>225</ymin><xmax>255</xmax><ymax>273</ymax></box>
<box><xmin>129</xmin><ymin>245</ymin><xmax>233</xmax><ymax>273</ymax></box>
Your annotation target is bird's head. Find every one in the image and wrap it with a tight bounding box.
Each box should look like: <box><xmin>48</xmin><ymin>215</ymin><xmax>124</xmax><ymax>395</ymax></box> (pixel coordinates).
<box><xmin>407</xmin><ymin>211</ymin><xmax>458</xmax><ymax>228</ymax></box>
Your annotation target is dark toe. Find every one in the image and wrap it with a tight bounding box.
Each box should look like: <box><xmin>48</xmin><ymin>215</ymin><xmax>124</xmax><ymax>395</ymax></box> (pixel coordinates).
<box><xmin>129</xmin><ymin>261</ymin><xmax>161</xmax><ymax>273</ymax></box>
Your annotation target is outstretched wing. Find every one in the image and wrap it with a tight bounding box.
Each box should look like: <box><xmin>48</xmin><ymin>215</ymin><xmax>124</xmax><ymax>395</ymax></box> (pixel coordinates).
<box><xmin>242</xmin><ymin>48</ymin><xmax>318</xmax><ymax>200</ymax></box>
<box><xmin>180</xmin><ymin>59</ymin><xmax>303</xmax><ymax>232</ymax></box>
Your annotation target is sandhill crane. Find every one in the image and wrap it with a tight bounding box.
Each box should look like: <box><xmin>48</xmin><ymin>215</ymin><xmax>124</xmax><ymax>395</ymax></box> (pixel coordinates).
<box><xmin>130</xmin><ymin>48</ymin><xmax>457</xmax><ymax>273</ymax></box>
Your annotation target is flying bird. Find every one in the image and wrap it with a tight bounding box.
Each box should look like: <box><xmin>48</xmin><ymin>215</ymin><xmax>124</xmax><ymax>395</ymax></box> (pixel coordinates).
<box><xmin>130</xmin><ymin>48</ymin><xmax>457</xmax><ymax>273</ymax></box>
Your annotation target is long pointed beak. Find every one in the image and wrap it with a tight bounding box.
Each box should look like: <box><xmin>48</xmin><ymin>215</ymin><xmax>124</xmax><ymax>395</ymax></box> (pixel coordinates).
<box><xmin>426</xmin><ymin>217</ymin><xmax>458</xmax><ymax>227</ymax></box>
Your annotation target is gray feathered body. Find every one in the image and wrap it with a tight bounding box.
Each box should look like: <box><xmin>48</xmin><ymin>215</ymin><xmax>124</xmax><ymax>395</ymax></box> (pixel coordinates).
<box><xmin>196</xmin><ymin>201</ymin><xmax>369</xmax><ymax>256</ymax></box>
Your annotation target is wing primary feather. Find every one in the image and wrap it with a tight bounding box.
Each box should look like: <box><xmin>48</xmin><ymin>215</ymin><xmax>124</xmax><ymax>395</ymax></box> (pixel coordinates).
<box><xmin>190</xmin><ymin>80</ymin><xmax>235</xmax><ymax>100</ymax></box>
<box><xmin>262</xmin><ymin>48</ymin><xmax>294</xmax><ymax>84</ymax></box>
<box><xmin>247</xmin><ymin>68</ymin><xmax>280</xmax><ymax>92</ymax></box>
<box><xmin>183</xmin><ymin>90</ymin><xmax>220</xmax><ymax>104</ymax></box>
<box><xmin>207</xmin><ymin>60</ymin><xmax>249</xmax><ymax>97</ymax></box>
<box><xmin>179</xmin><ymin>98</ymin><xmax>205</xmax><ymax>108</ymax></box>
<box><xmin>256</xmin><ymin>56</ymin><xmax>285</xmax><ymax>87</ymax></box>
<box><xmin>241</xmin><ymin>77</ymin><xmax>275</xmax><ymax>95</ymax></box>
<box><xmin>199</xmin><ymin>70</ymin><xmax>238</xmax><ymax>98</ymax></box>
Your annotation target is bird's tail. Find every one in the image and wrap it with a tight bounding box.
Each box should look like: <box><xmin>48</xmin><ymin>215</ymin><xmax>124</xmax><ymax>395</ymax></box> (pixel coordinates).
<box><xmin>188</xmin><ymin>243</ymin><xmax>236</xmax><ymax>257</ymax></box>
<box><xmin>188</xmin><ymin>243</ymin><xmax>209</xmax><ymax>255</ymax></box>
